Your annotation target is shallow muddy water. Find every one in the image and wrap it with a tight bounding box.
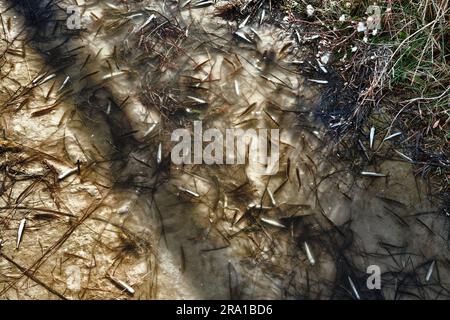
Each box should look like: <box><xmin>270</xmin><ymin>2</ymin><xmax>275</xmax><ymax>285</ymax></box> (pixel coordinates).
<box><xmin>0</xmin><ymin>0</ymin><xmax>448</xmax><ymax>300</ymax></box>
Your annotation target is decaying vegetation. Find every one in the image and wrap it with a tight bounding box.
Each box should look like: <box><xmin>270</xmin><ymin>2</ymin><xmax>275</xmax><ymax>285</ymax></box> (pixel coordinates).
<box><xmin>279</xmin><ymin>0</ymin><xmax>449</xmax><ymax>199</ymax></box>
<box><xmin>0</xmin><ymin>0</ymin><xmax>448</xmax><ymax>300</ymax></box>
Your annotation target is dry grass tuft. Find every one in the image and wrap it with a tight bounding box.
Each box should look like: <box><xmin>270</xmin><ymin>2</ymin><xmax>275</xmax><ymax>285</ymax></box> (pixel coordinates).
<box><xmin>280</xmin><ymin>0</ymin><xmax>449</xmax><ymax>201</ymax></box>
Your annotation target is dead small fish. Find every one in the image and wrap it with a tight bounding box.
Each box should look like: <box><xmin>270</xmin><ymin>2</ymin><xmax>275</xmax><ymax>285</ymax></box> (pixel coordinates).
<box><xmin>107</xmin><ymin>275</ymin><xmax>135</xmax><ymax>295</ymax></box>
<box><xmin>384</xmin><ymin>132</ymin><xmax>401</xmax><ymax>141</ymax></box>
<box><xmin>58</xmin><ymin>75</ymin><xmax>70</xmax><ymax>92</ymax></box>
<box><xmin>234</xmin><ymin>80</ymin><xmax>240</xmax><ymax>96</ymax></box>
<box><xmin>16</xmin><ymin>218</ymin><xmax>26</xmax><ymax>249</ymax></box>
<box><xmin>308</xmin><ymin>79</ymin><xmax>328</xmax><ymax>84</ymax></box>
<box><xmin>249</xmin><ymin>204</ymin><xmax>271</xmax><ymax>210</ymax></box>
<box><xmin>294</xmin><ymin>30</ymin><xmax>302</xmax><ymax>44</ymax></box>
<box><xmin>157</xmin><ymin>143</ymin><xmax>162</xmax><ymax>164</ymax></box>
<box><xmin>106</xmin><ymin>102</ymin><xmax>111</xmax><ymax>115</ymax></box>
<box><xmin>316</xmin><ymin>59</ymin><xmax>327</xmax><ymax>73</ymax></box>
<box><xmin>193</xmin><ymin>0</ymin><xmax>213</xmax><ymax>8</ymax></box>
<box><xmin>178</xmin><ymin>186</ymin><xmax>200</xmax><ymax>198</ymax></box>
<box><xmin>370</xmin><ymin>127</ymin><xmax>375</xmax><ymax>149</ymax></box>
<box><xmin>32</xmin><ymin>73</ymin><xmax>46</xmax><ymax>84</ymax></box>
<box><xmin>234</xmin><ymin>31</ymin><xmax>253</xmax><ymax>44</ymax></box>
<box><xmin>143</xmin><ymin>123</ymin><xmax>157</xmax><ymax>137</ymax></box>
<box><xmin>267</xmin><ymin>188</ymin><xmax>276</xmax><ymax>206</ymax></box>
<box><xmin>426</xmin><ymin>260</ymin><xmax>435</xmax><ymax>282</ymax></box>
<box><xmin>38</xmin><ymin>73</ymin><xmax>57</xmax><ymax>85</ymax></box>
<box><xmin>181</xmin><ymin>0</ymin><xmax>191</xmax><ymax>8</ymax></box>
<box><xmin>348</xmin><ymin>276</ymin><xmax>361</xmax><ymax>300</ymax></box>
<box><xmin>361</xmin><ymin>171</ymin><xmax>386</xmax><ymax>177</ymax></box>
<box><xmin>304</xmin><ymin>242</ymin><xmax>315</xmax><ymax>265</ymax></box>
<box><xmin>136</xmin><ymin>14</ymin><xmax>155</xmax><ymax>33</ymax></box>
<box><xmin>394</xmin><ymin>150</ymin><xmax>413</xmax><ymax>163</ymax></box>
<box><xmin>105</xmin><ymin>2</ymin><xmax>120</xmax><ymax>9</ymax></box>
<box><xmin>102</xmin><ymin>71</ymin><xmax>126</xmax><ymax>80</ymax></box>
<box><xmin>187</xmin><ymin>96</ymin><xmax>207</xmax><ymax>104</ymax></box>
<box><xmin>127</xmin><ymin>13</ymin><xmax>143</xmax><ymax>19</ymax></box>
<box><xmin>304</xmin><ymin>34</ymin><xmax>320</xmax><ymax>41</ymax></box>
<box><xmin>261</xmin><ymin>217</ymin><xmax>286</xmax><ymax>228</ymax></box>
<box><xmin>260</xmin><ymin>9</ymin><xmax>265</xmax><ymax>25</ymax></box>
<box><xmin>58</xmin><ymin>167</ymin><xmax>78</xmax><ymax>181</ymax></box>
<box><xmin>239</xmin><ymin>15</ymin><xmax>250</xmax><ymax>29</ymax></box>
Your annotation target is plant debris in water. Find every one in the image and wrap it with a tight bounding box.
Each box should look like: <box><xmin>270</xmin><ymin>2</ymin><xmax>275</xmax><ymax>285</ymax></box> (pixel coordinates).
<box><xmin>0</xmin><ymin>0</ymin><xmax>448</xmax><ymax>300</ymax></box>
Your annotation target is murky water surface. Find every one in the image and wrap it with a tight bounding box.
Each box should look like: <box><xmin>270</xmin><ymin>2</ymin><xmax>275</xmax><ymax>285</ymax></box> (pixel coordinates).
<box><xmin>0</xmin><ymin>0</ymin><xmax>448</xmax><ymax>299</ymax></box>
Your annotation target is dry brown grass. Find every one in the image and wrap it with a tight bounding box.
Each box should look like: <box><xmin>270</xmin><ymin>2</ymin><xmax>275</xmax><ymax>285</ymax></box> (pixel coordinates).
<box><xmin>277</xmin><ymin>0</ymin><xmax>449</xmax><ymax>201</ymax></box>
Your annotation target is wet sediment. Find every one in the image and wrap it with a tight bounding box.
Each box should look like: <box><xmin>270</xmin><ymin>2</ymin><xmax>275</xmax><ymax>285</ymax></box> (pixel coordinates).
<box><xmin>0</xmin><ymin>0</ymin><xmax>448</xmax><ymax>299</ymax></box>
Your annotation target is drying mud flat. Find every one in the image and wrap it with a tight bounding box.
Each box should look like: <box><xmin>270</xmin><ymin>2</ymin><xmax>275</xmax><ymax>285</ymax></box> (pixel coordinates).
<box><xmin>0</xmin><ymin>0</ymin><xmax>448</xmax><ymax>300</ymax></box>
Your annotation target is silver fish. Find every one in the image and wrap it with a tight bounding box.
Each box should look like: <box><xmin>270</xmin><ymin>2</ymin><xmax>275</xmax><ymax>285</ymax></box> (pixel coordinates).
<box><xmin>239</xmin><ymin>15</ymin><xmax>250</xmax><ymax>29</ymax></box>
<box><xmin>304</xmin><ymin>242</ymin><xmax>316</xmax><ymax>265</ymax></box>
<box><xmin>16</xmin><ymin>218</ymin><xmax>26</xmax><ymax>249</ymax></box>
<box><xmin>426</xmin><ymin>260</ymin><xmax>435</xmax><ymax>282</ymax></box>
<box><xmin>384</xmin><ymin>132</ymin><xmax>401</xmax><ymax>141</ymax></box>
<box><xmin>348</xmin><ymin>276</ymin><xmax>361</xmax><ymax>300</ymax></box>
<box><xmin>193</xmin><ymin>0</ymin><xmax>213</xmax><ymax>8</ymax></box>
<box><xmin>157</xmin><ymin>143</ymin><xmax>162</xmax><ymax>164</ymax></box>
<box><xmin>58</xmin><ymin>75</ymin><xmax>70</xmax><ymax>92</ymax></box>
<box><xmin>187</xmin><ymin>96</ymin><xmax>207</xmax><ymax>104</ymax></box>
<box><xmin>394</xmin><ymin>150</ymin><xmax>413</xmax><ymax>163</ymax></box>
<box><xmin>308</xmin><ymin>79</ymin><xmax>328</xmax><ymax>84</ymax></box>
<box><xmin>260</xmin><ymin>9</ymin><xmax>265</xmax><ymax>25</ymax></box>
<box><xmin>234</xmin><ymin>31</ymin><xmax>253</xmax><ymax>44</ymax></box>
<box><xmin>136</xmin><ymin>14</ymin><xmax>155</xmax><ymax>33</ymax></box>
<box><xmin>108</xmin><ymin>275</ymin><xmax>135</xmax><ymax>295</ymax></box>
<box><xmin>178</xmin><ymin>186</ymin><xmax>200</xmax><ymax>198</ymax></box>
<box><xmin>361</xmin><ymin>171</ymin><xmax>386</xmax><ymax>177</ymax></box>
<box><xmin>58</xmin><ymin>167</ymin><xmax>78</xmax><ymax>181</ymax></box>
<box><xmin>261</xmin><ymin>217</ymin><xmax>286</xmax><ymax>228</ymax></box>
<box><xmin>370</xmin><ymin>127</ymin><xmax>375</xmax><ymax>149</ymax></box>
<box><xmin>267</xmin><ymin>188</ymin><xmax>276</xmax><ymax>206</ymax></box>
<box><xmin>234</xmin><ymin>80</ymin><xmax>240</xmax><ymax>96</ymax></box>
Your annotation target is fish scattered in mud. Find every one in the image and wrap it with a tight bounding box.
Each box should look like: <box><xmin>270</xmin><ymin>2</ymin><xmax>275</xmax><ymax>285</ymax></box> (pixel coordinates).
<box><xmin>0</xmin><ymin>0</ymin><xmax>447</xmax><ymax>300</ymax></box>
